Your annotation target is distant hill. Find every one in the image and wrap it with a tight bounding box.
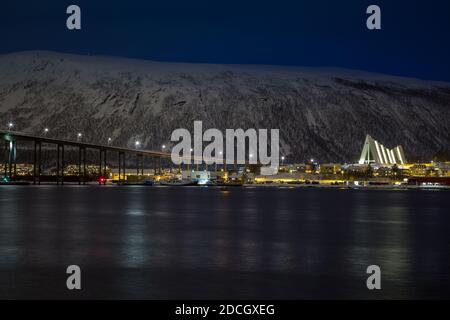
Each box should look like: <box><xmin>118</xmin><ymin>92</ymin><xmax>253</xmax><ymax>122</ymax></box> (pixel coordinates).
<box><xmin>0</xmin><ymin>50</ymin><xmax>449</xmax><ymax>162</ymax></box>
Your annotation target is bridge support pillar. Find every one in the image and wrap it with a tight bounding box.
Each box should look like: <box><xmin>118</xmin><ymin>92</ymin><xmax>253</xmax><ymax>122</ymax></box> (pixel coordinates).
<box><xmin>61</xmin><ymin>144</ymin><xmax>64</xmax><ymax>185</ymax></box>
<box><xmin>136</xmin><ymin>154</ymin><xmax>143</xmax><ymax>177</ymax></box>
<box><xmin>56</xmin><ymin>144</ymin><xmax>64</xmax><ymax>185</ymax></box>
<box><xmin>118</xmin><ymin>152</ymin><xmax>125</xmax><ymax>182</ymax></box>
<box><xmin>83</xmin><ymin>147</ymin><xmax>86</xmax><ymax>185</ymax></box>
<box><xmin>57</xmin><ymin>144</ymin><xmax>60</xmax><ymax>185</ymax></box>
<box><xmin>98</xmin><ymin>149</ymin><xmax>102</xmax><ymax>185</ymax></box>
<box><xmin>78</xmin><ymin>146</ymin><xmax>82</xmax><ymax>185</ymax></box>
<box><xmin>32</xmin><ymin>141</ymin><xmax>42</xmax><ymax>184</ymax></box>
<box><xmin>33</xmin><ymin>141</ymin><xmax>37</xmax><ymax>184</ymax></box>
<box><xmin>13</xmin><ymin>141</ymin><xmax>16</xmax><ymax>179</ymax></box>
<box><xmin>118</xmin><ymin>152</ymin><xmax>121</xmax><ymax>182</ymax></box>
<box><xmin>136</xmin><ymin>154</ymin><xmax>139</xmax><ymax>176</ymax></box>
<box><xmin>5</xmin><ymin>140</ymin><xmax>17</xmax><ymax>181</ymax></box>
<box><xmin>98</xmin><ymin>149</ymin><xmax>107</xmax><ymax>185</ymax></box>
<box><xmin>38</xmin><ymin>142</ymin><xmax>41</xmax><ymax>184</ymax></box>
<box><xmin>3</xmin><ymin>141</ymin><xmax>8</xmax><ymax>180</ymax></box>
<box><xmin>3</xmin><ymin>141</ymin><xmax>6</xmax><ymax>179</ymax></box>
<box><xmin>104</xmin><ymin>150</ymin><xmax>107</xmax><ymax>178</ymax></box>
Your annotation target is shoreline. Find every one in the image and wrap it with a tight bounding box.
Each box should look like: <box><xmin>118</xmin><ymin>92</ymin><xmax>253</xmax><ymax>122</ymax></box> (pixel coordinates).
<box><xmin>1</xmin><ymin>181</ymin><xmax>449</xmax><ymax>190</ymax></box>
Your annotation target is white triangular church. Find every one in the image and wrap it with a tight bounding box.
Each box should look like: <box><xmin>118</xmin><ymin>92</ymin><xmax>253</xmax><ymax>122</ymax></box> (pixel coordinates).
<box><xmin>359</xmin><ymin>135</ymin><xmax>406</xmax><ymax>165</ymax></box>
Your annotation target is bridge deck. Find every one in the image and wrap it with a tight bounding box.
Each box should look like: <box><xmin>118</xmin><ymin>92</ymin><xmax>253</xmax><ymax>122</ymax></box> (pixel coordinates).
<box><xmin>1</xmin><ymin>130</ymin><xmax>171</xmax><ymax>158</ymax></box>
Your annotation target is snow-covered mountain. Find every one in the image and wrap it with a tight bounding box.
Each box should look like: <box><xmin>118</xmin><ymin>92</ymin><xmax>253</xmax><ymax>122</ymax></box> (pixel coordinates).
<box><xmin>0</xmin><ymin>50</ymin><xmax>449</xmax><ymax>162</ymax></box>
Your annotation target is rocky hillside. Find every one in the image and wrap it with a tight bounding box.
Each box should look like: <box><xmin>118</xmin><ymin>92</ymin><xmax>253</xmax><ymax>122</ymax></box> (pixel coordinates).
<box><xmin>0</xmin><ymin>51</ymin><xmax>449</xmax><ymax>162</ymax></box>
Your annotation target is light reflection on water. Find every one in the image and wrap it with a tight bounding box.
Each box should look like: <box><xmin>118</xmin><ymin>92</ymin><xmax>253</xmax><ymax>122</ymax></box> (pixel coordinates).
<box><xmin>0</xmin><ymin>186</ymin><xmax>449</xmax><ymax>299</ymax></box>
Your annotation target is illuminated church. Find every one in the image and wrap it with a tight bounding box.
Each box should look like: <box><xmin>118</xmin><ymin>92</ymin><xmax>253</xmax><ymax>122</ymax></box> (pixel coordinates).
<box><xmin>358</xmin><ymin>135</ymin><xmax>406</xmax><ymax>165</ymax></box>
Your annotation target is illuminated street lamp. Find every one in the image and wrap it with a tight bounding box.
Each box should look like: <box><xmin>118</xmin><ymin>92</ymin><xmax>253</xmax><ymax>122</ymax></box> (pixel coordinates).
<box><xmin>162</xmin><ymin>144</ymin><xmax>166</xmax><ymax>150</ymax></box>
<box><xmin>43</xmin><ymin>128</ymin><xmax>49</xmax><ymax>136</ymax></box>
<box><xmin>281</xmin><ymin>156</ymin><xmax>285</xmax><ymax>165</ymax></box>
<box><xmin>7</xmin><ymin>122</ymin><xmax>14</xmax><ymax>131</ymax></box>
<box><xmin>77</xmin><ymin>133</ymin><xmax>82</xmax><ymax>142</ymax></box>
<box><xmin>135</xmin><ymin>141</ymin><xmax>141</xmax><ymax>148</ymax></box>
<box><xmin>108</xmin><ymin>137</ymin><xmax>112</xmax><ymax>145</ymax></box>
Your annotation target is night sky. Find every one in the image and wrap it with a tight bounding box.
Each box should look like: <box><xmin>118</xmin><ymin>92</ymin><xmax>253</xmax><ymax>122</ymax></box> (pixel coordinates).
<box><xmin>1</xmin><ymin>0</ymin><xmax>450</xmax><ymax>81</ymax></box>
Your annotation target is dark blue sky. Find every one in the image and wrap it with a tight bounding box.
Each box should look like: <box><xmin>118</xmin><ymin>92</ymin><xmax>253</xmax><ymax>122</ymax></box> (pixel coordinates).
<box><xmin>2</xmin><ymin>0</ymin><xmax>450</xmax><ymax>81</ymax></box>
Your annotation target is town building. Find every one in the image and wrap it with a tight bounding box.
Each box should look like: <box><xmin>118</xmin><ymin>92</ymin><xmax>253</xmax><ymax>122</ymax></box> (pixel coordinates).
<box><xmin>359</xmin><ymin>134</ymin><xmax>406</xmax><ymax>165</ymax></box>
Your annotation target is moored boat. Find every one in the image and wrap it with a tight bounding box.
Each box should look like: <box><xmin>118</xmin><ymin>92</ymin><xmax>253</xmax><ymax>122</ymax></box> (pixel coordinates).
<box><xmin>160</xmin><ymin>179</ymin><xmax>198</xmax><ymax>186</ymax></box>
<box><xmin>212</xmin><ymin>180</ymin><xmax>244</xmax><ymax>187</ymax></box>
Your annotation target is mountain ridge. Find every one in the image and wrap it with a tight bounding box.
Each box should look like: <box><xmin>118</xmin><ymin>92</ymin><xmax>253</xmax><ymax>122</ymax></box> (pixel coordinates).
<box><xmin>1</xmin><ymin>50</ymin><xmax>449</xmax><ymax>162</ymax></box>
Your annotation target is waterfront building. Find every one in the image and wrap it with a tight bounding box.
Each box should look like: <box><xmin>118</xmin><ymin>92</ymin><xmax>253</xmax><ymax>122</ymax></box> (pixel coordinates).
<box><xmin>319</xmin><ymin>163</ymin><xmax>342</xmax><ymax>175</ymax></box>
<box><xmin>182</xmin><ymin>170</ymin><xmax>211</xmax><ymax>183</ymax></box>
<box><xmin>260</xmin><ymin>166</ymin><xmax>278</xmax><ymax>176</ymax></box>
<box><xmin>437</xmin><ymin>162</ymin><xmax>450</xmax><ymax>176</ymax></box>
<box><xmin>358</xmin><ymin>134</ymin><xmax>406</xmax><ymax>165</ymax></box>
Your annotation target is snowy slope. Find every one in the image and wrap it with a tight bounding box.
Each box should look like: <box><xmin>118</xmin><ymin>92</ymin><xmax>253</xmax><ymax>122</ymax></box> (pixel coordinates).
<box><xmin>0</xmin><ymin>50</ymin><xmax>449</xmax><ymax>162</ymax></box>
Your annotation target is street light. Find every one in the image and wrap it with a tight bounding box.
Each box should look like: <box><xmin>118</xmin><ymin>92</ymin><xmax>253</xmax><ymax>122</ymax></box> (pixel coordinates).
<box><xmin>162</xmin><ymin>144</ymin><xmax>166</xmax><ymax>150</ymax></box>
<box><xmin>77</xmin><ymin>133</ymin><xmax>82</xmax><ymax>142</ymax></box>
<box><xmin>135</xmin><ymin>141</ymin><xmax>141</xmax><ymax>148</ymax></box>
<box><xmin>281</xmin><ymin>156</ymin><xmax>285</xmax><ymax>165</ymax></box>
<box><xmin>108</xmin><ymin>137</ymin><xmax>112</xmax><ymax>145</ymax></box>
<box><xmin>7</xmin><ymin>122</ymin><xmax>14</xmax><ymax>131</ymax></box>
<box><xmin>43</xmin><ymin>128</ymin><xmax>49</xmax><ymax>136</ymax></box>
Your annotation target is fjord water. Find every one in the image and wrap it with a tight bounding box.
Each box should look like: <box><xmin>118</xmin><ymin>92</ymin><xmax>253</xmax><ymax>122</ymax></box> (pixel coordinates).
<box><xmin>0</xmin><ymin>185</ymin><xmax>449</xmax><ymax>299</ymax></box>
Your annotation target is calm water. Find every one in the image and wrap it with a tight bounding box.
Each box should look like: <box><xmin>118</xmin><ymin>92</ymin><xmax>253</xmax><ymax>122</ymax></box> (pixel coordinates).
<box><xmin>0</xmin><ymin>185</ymin><xmax>449</xmax><ymax>299</ymax></box>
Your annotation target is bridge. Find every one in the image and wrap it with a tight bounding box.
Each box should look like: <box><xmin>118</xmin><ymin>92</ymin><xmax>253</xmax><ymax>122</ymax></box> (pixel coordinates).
<box><xmin>1</xmin><ymin>130</ymin><xmax>173</xmax><ymax>184</ymax></box>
